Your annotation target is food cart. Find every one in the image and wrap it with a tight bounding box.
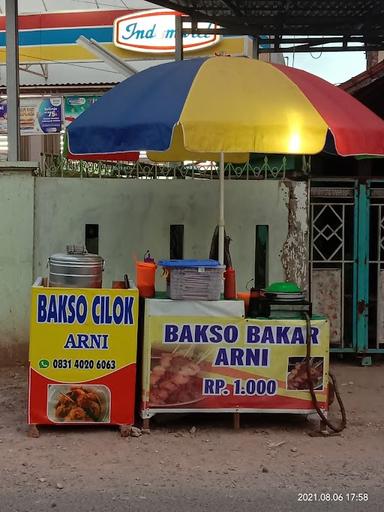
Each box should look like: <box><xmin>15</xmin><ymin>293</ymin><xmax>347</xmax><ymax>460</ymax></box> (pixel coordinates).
<box><xmin>27</xmin><ymin>243</ymin><xmax>331</xmax><ymax>436</ymax></box>
<box><xmin>28</xmin><ymin>274</ymin><xmax>139</xmax><ymax>437</ymax></box>
<box><xmin>140</xmin><ymin>295</ymin><xmax>330</xmax><ymax>429</ymax></box>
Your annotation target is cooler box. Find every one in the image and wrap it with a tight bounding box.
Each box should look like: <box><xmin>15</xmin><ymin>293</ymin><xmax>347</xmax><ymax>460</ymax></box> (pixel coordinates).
<box><xmin>158</xmin><ymin>259</ymin><xmax>225</xmax><ymax>300</ymax></box>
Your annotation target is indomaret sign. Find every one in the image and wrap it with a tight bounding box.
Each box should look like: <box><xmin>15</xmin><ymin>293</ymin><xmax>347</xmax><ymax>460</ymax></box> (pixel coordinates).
<box><xmin>113</xmin><ymin>9</ymin><xmax>221</xmax><ymax>54</ymax></box>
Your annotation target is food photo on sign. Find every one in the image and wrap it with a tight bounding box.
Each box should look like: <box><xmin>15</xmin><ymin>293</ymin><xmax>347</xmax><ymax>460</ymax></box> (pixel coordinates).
<box><xmin>47</xmin><ymin>384</ymin><xmax>111</xmax><ymax>423</ymax></box>
<box><xmin>149</xmin><ymin>346</ymin><xmax>206</xmax><ymax>407</ymax></box>
<box><xmin>287</xmin><ymin>357</ymin><xmax>324</xmax><ymax>391</ymax></box>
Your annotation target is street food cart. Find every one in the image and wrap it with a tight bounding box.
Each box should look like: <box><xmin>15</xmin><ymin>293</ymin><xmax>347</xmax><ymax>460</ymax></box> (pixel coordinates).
<box><xmin>28</xmin><ymin>271</ymin><xmax>138</xmax><ymax>437</ymax></box>
<box><xmin>62</xmin><ymin>56</ymin><xmax>373</xmax><ymax>433</ymax></box>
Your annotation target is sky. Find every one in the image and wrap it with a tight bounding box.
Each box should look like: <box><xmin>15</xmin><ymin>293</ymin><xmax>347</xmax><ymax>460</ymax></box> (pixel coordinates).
<box><xmin>286</xmin><ymin>51</ymin><xmax>366</xmax><ymax>85</ymax></box>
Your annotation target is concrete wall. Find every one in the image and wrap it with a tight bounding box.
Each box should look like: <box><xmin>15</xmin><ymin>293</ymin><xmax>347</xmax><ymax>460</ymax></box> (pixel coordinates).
<box><xmin>0</xmin><ymin>175</ymin><xmax>309</xmax><ymax>365</ymax></box>
<box><xmin>0</xmin><ymin>170</ymin><xmax>34</xmax><ymax>364</ymax></box>
<box><xmin>33</xmin><ymin>178</ymin><xmax>294</xmax><ymax>292</ymax></box>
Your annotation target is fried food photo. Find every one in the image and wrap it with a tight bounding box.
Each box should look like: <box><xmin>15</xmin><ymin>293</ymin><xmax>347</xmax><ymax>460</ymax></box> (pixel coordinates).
<box><xmin>53</xmin><ymin>386</ymin><xmax>106</xmax><ymax>422</ymax></box>
<box><xmin>287</xmin><ymin>358</ymin><xmax>323</xmax><ymax>391</ymax></box>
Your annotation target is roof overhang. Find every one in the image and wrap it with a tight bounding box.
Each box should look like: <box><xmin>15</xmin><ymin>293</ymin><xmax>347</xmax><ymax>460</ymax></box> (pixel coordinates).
<box><xmin>150</xmin><ymin>1</ymin><xmax>384</xmax><ymax>52</ymax></box>
<box><xmin>339</xmin><ymin>60</ymin><xmax>384</xmax><ymax>118</ymax></box>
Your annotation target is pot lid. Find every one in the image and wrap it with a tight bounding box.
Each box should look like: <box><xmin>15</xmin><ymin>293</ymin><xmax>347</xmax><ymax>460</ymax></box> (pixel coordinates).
<box><xmin>49</xmin><ymin>246</ymin><xmax>103</xmax><ymax>265</ymax></box>
<box><xmin>265</xmin><ymin>281</ymin><xmax>302</xmax><ymax>293</ymax></box>
<box><xmin>49</xmin><ymin>252</ymin><xmax>103</xmax><ymax>262</ymax></box>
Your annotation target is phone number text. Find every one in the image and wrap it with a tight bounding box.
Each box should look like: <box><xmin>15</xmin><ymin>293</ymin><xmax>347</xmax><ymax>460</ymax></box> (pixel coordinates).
<box><xmin>52</xmin><ymin>359</ymin><xmax>116</xmax><ymax>370</ymax></box>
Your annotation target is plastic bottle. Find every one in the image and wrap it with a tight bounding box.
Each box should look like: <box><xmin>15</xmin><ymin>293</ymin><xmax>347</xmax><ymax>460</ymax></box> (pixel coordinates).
<box><xmin>224</xmin><ymin>267</ymin><xmax>236</xmax><ymax>299</ymax></box>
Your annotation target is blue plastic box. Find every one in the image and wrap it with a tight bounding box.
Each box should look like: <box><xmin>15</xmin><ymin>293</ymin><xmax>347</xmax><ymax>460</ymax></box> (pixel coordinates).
<box><xmin>158</xmin><ymin>259</ymin><xmax>224</xmax><ymax>300</ymax></box>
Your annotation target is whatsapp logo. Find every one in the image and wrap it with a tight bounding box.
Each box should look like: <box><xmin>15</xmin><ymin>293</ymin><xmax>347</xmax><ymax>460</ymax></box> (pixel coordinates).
<box><xmin>39</xmin><ymin>359</ymin><xmax>50</xmax><ymax>369</ymax></box>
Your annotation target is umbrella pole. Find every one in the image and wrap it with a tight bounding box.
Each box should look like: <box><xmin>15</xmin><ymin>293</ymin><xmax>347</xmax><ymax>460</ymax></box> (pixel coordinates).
<box><xmin>218</xmin><ymin>151</ymin><xmax>225</xmax><ymax>265</ymax></box>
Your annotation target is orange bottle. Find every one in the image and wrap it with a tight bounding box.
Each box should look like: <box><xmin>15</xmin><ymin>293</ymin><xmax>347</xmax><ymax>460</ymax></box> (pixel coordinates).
<box><xmin>224</xmin><ymin>267</ymin><xmax>236</xmax><ymax>299</ymax></box>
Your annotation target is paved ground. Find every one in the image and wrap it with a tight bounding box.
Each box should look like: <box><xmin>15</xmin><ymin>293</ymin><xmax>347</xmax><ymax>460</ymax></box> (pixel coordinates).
<box><xmin>0</xmin><ymin>360</ymin><xmax>383</xmax><ymax>512</ymax></box>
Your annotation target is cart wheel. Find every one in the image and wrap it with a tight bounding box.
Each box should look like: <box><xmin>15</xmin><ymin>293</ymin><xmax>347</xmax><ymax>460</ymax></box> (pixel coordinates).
<box><xmin>28</xmin><ymin>424</ymin><xmax>40</xmax><ymax>438</ymax></box>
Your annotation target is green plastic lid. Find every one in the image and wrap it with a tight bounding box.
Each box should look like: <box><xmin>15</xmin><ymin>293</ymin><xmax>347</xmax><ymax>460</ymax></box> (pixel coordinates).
<box><xmin>265</xmin><ymin>281</ymin><xmax>301</xmax><ymax>293</ymax></box>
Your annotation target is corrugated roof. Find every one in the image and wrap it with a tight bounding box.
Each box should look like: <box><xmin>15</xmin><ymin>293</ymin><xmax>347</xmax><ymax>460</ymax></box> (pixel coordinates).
<box><xmin>149</xmin><ymin>1</ymin><xmax>384</xmax><ymax>52</ymax></box>
<box><xmin>0</xmin><ymin>59</ymin><xmax>172</xmax><ymax>88</ymax></box>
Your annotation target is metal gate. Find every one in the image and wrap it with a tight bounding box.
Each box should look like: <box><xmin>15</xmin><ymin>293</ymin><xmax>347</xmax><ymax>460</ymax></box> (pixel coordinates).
<box><xmin>367</xmin><ymin>181</ymin><xmax>384</xmax><ymax>354</ymax></box>
<box><xmin>310</xmin><ymin>180</ymin><xmax>357</xmax><ymax>352</ymax></box>
<box><xmin>310</xmin><ymin>179</ymin><xmax>384</xmax><ymax>362</ymax></box>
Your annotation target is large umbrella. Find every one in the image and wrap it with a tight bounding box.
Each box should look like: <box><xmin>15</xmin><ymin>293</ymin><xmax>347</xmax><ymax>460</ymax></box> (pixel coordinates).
<box><xmin>67</xmin><ymin>57</ymin><xmax>384</xmax><ymax>263</ymax></box>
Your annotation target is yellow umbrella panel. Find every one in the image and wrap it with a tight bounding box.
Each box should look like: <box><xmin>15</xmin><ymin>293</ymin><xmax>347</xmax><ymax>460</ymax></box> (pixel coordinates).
<box><xmin>147</xmin><ymin>124</ymin><xmax>249</xmax><ymax>163</ymax></box>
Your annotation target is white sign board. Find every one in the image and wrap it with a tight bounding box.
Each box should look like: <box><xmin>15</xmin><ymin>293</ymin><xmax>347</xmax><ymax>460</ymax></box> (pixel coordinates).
<box><xmin>113</xmin><ymin>9</ymin><xmax>221</xmax><ymax>54</ymax></box>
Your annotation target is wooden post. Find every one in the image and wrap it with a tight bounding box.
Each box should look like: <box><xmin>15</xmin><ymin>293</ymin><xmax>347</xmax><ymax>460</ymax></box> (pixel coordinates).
<box><xmin>175</xmin><ymin>15</ymin><xmax>183</xmax><ymax>61</ymax></box>
<box><xmin>28</xmin><ymin>424</ymin><xmax>40</xmax><ymax>438</ymax></box>
<box><xmin>233</xmin><ymin>412</ymin><xmax>240</xmax><ymax>430</ymax></box>
<box><xmin>119</xmin><ymin>425</ymin><xmax>131</xmax><ymax>437</ymax></box>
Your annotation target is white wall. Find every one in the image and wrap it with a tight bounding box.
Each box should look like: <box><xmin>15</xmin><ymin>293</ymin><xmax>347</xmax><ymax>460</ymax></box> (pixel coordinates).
<box><xmin>0</xmin><ymin>175</ymin><xmax>307</xmax><ymax>365</ymax></box>
<box><xmin>0</xmin><ymin>170</ymin><xmax>34</xmax><ymax>363</ymax></box>
<box><xmin>34</xmin><ymin>178</ymin><xmax>292</xmax><ymax>292</ymax></box>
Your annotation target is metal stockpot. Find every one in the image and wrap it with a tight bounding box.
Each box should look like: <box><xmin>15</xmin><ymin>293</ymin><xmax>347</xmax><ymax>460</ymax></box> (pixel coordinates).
<box><xmin>48</xmin><ymin>246</ymin><xmax>104</xmax><ymax>288</ymax></box>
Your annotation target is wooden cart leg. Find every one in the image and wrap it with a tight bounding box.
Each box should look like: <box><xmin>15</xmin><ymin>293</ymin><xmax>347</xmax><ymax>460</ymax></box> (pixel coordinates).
<box><xmin>28</xmin><ymin>424</ymin><xmax>40</xmax><ymax>438</ymax></box>
<box><xmin>119</xmin><ymin>425</ymin><xmax>132</xmax><ymax>438</ymax></box>
<box><xmin>233</xmin><ymin>412</ymin><xmax>240</xmax><ymax>430</ymax></box>
<box><xmin>142</xmin><ymin>418</ymin><xmax>150</xmax><ymax>431</ymax></box>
